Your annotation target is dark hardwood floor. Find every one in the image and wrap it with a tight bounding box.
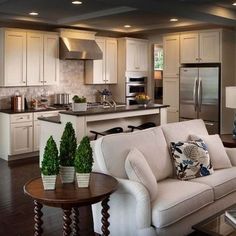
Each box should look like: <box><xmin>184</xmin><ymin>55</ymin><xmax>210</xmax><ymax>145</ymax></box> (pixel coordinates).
<box><xmin>0</xmin><ymin>158</ymin><xmax>95</xmax><ymax>236</ymax></box>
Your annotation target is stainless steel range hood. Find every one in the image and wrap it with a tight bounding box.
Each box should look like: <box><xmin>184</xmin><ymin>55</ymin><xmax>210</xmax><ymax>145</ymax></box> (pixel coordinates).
<box><xmin>59</xmin><ymin>37</ymin><xmax>103</xmax><ymax>60</ymax></box>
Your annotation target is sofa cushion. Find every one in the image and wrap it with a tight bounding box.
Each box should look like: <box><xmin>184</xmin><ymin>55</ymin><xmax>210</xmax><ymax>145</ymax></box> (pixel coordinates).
<box><xmin>125</xmin><ymin>148</ymin><xmax>158</xmax><ymax>201</ymax></box>
<box><xmin>190</xmin><ymin>167</ymin><xmax>236</xmax><ymax>200</ymax></box>
<box><xmin>170</xmin><ymin>140</ymin><xmax>214</xmax><ymax>180</ymax></box>
<box><xmin>190</xmin><ymin>134</ymin><xmax>232</xmax><ymax>169</ymax></box>
<box><xmin>152</xmin><ymin>178</ymin><xmax>214</xmax><ymax>228</ymax></box>
<box><xmin>161</xmin><ymin>119</ymin><xmax>208</xmax><ymax>147</ymax></box>
<box><xmin>100</xmin><ymin>127</ymin><xmax>173</xmax><ymax>181</ymax></box>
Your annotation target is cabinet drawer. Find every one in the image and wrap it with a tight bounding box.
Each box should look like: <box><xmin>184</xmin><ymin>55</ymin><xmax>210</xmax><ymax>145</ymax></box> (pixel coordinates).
<box><xmin>11</xmin><ymin>113</ymin><xmax>33</xmax><ymax>123</ymax></box>
<box><xmin>34</xmin><ymin>111</ymin><xmax>59</xmax><ymax>120</ymax></box>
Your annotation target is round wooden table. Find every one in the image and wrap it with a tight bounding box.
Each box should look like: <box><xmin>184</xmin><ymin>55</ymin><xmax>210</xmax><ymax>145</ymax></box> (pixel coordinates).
<box><xmin>24</xmin><ymin>172</ymin><xmax>118</xmax><ymax>236</ymax></box>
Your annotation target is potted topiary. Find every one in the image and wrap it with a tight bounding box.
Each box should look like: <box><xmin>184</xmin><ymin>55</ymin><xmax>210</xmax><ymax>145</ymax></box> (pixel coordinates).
<box><xmin>72</xmin><ymin>95</ymin><xmax>87</xmax><ymax>112</ymax></box>
<box><xmin>74</xmin><ymin>136</ymin><xmax>93</xmax><ymax>188</ymax></box>
<box><xmin>59</xmin><ymin>122</ymin><xmax>77</xmax><ymax>183</ymax></box>
<box><xmin>41</xmin><ymin>136</ymin><xmax>59</xmax><ymax>190</ymax></box>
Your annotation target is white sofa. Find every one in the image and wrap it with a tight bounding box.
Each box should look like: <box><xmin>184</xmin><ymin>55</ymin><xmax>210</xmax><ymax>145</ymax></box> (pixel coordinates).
<box><xmin>91</xmin><ymin>119</ymin><xmax>236</xmax><ymax>236</ymax></box>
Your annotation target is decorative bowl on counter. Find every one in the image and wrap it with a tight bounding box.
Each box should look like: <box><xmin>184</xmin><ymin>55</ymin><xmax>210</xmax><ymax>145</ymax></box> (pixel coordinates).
<box><xmin>135</xmin><ymin>94</ymin><xmax>151</xmax><ymax>107</ymax></box>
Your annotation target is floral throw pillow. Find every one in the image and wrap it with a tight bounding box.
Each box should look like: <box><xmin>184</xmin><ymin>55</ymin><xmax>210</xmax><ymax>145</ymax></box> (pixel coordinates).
<box><xmin>170</xmin><ymin>139</ymin><xmax>214</xmax><ymax>180</ymax></box>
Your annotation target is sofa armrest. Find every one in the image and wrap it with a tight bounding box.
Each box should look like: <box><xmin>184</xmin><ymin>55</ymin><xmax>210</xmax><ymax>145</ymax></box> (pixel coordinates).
<box><xmin>225</xmin><ymin>148</ymin><xmax>236</xmax><ymax>166</ymax></box>
<box><xmin>116</xmin><ymin>178</ymin><xmax>153</xmax><ymax>230</ymax></box>
<box><xmin>92</xmin><ymin>177</ymin><xmax>156</xmax><ymax>236</ymax></box>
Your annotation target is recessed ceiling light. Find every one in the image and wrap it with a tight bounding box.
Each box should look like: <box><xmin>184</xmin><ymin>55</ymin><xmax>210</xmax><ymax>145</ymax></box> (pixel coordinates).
<box><xmin>72</xmin><ymin>1</ymin><xmax>82</xmax><ymax>4</ymax></box>
<box><xmin>170</xmin><ymin>18</ymin><xmax>178</xmax><ymax>22</ymax></box>
<box><xmin>29</xmin><ymin>12</ymin><xmax>39</xmax><ymax>16</ymax></box>
<box><xmin>124</xmin><ymin>25</ymin><xmax>131</xmax><ymax>28</ymax></box>
<box><xmin>233</xmin><ymin>2</ymin><xmax>236</xmax><ymax>5</ymax></box>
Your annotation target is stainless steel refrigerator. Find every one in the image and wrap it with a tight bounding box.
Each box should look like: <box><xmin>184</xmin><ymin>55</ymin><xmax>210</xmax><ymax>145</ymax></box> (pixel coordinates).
<box><xmin>180</xmin><ymin>67</ymin><xmax>220</xmax><ymax>134</ymax></box>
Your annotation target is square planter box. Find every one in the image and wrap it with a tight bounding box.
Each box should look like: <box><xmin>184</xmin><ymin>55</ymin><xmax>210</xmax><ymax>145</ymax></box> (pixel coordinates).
<box><xmin>72</xmin><ymin>103</ymin><xmax>87</xmax><ymax>112</ymax></box>
<box><xmin>41</xmin><ymin>174</ymin><xmax>57</xmax><ymax>190</ymax></box>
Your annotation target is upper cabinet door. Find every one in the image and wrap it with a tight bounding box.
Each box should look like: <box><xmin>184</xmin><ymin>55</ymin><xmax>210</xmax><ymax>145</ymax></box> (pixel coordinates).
<box><xmin>126</xmin><ymin>40</ymin><xmax>137</xmax><ymax>71</ymax></box>
<box><xmin>180</xmin><ymin>33</ymin><xmax>199</xmax><ymax>64</ymax></box>
<box><xmin>4</xmin><ymin>30</ymin><xmax>27</xmax><ymax>86</ymax></box>
<box><xmin>105</xmin><ymin>39</ymin><xmax>117</xmax><ymax>84</ymax></box>
<box><xmin>199</xmin><ymin>31</ymin><xmax>220</xmax><ymax>63</ymax></box>
<box><xmin>126</xmin><ymin>40</ymin><xmax>148</xmax><ymax>72</ymax></box>
<box><xmin>27</xmin><ymin>32</ymin><xmax>44</xmax><ymax>86</ymax></box>
<box><xmin>93</xmin><ymin>38</ymin><xmax>106</xmax><ymax>84</ymax></box>
<box><xmin>163</xmin><ymin>35</ymin><xmax>180</xmax><ymax>77</ymax></box>
<box><xmin>138</xmin><ymin>41</ymin><xmax>148</xmax><ymax>72</ymax></box>
<box><xmin>43</xmin><ymin>34</ymin><xmax>59</xmax><ymax>85</ymax></box>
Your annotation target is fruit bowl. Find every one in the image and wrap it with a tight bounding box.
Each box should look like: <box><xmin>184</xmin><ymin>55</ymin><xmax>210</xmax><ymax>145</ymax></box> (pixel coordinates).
<box><xmin>135</xmin><ymin>94</ymin><xmax>151</xmax><ymax>107</ymax></box>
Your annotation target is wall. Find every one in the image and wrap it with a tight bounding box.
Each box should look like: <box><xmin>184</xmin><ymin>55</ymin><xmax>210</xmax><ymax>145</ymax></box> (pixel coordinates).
<box><xmin>0</xmin><ymin>60</ymin><xmax>107</xmax><ymax>109</ymax></box>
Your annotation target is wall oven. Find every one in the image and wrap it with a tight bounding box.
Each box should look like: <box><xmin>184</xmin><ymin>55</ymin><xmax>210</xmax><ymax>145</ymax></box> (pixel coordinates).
<box><xmin>125</xmin><ymin>72</ymin><xmax>148</xmax><ymax>104</ymax></box>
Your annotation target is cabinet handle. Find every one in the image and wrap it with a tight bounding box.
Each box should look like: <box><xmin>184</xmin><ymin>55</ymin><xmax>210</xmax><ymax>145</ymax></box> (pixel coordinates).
<box><xmin>199</xmin><ymin>58</ymin><xmax>202</xmax><ymax>61</ymax></box>
<box><xmin>195</xmin><ymin>58</ymin><xmax>199</xmax><ymax>61</ymax></box>
<box><xmin>44</xmin><ymin>81</ymin><xmax>47</xmax><ymax>83</ymax></box>
<box><xmin>22</xmin><ymin>81</ymin><xmax>26</xmax><ymax>84</ymax></box>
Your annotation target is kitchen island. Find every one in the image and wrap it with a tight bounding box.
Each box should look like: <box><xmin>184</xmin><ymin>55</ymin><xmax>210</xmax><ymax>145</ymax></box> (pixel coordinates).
<box><xmin>39</xmin><ymin>104</ymin><xmax>168</xmax><ymax>164</ymax></box>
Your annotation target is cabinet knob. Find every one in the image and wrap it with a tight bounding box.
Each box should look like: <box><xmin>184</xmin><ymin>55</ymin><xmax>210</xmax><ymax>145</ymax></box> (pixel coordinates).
<box><xmin>195</xmin><ymin>58</ymin><xmax>199</xmax><ymax>61</ymax></box>
<box><xmin>23</xmin><ymin>81</ymin><xmax>26</xmax><ymax>83</ymax></box>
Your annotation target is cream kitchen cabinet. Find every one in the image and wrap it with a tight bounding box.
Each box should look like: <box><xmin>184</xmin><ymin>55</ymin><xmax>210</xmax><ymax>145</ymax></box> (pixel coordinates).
<box><xmin>180</xmin><ymin>31</ymin><xmax>220</xmax><ymax>63</ymax></box>
<box><xmin>43</xmin><ymin>34</ymin><xmax>59</xmax><ymax>85</ymax></box>
<box><xmin>163</xmin><ymin>34</ymin><xmax>180</xmax><ymax>123</ymax></box>
<box><xmin>0</xmin><ymin>30</ymin><xmax>27</xmax><ymax>86</ymax></box>
<box><xmin>85</xmin><ymin>37</ymin><xmax>117</xmax><ymax>84</ymax></box>
<box><xmin>163</xmin><ymin>34</ymin><xmax>180</xmax><ymax>78</ymax></box>
<box><xmin>27</xmin><ymin>32</ymin><xmax>44</xmax><ymax>86</ymax></box>
<box><xmin>0</xmin><ymin>110</ymin><xmax>60</xmax><ymax>161</ymax></box>
<box><xmin>163</xmin><ymin>78</ymin><xmax>179</xmax><ymax>123</ymax></box>
<box><xmin>33</xmin><ymin>111</ymin><xmax>59</xmax><ymax>152</ymax></box>
<box><xmin>0</xmin><ymin>28</ymin><xmax>59</xmax><ymax>87</ymax></box>
<box><xmin>9</xmin><ymin>113</ymin><xmax>33</xmax><ymax>156</ymax></box>
<box><xmin>126</xmin><ymin>39</ymin><xmax>148</xmax><ymax>72</ymax></box>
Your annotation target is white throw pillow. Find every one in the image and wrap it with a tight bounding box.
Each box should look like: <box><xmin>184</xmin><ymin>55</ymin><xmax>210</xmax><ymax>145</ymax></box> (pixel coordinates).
<box><xmin>125</xmin><ymin>148</ymin><xmax>158</xmax><ymax>201</ymax></box>
<box><xmin>189</xmin><ymin>134</ymin><xmax>232</xmax><ymax>169</ymax></box>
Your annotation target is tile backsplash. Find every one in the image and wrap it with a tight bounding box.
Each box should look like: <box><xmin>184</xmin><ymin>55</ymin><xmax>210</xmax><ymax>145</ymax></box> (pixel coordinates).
<box><xmin>0</xmin><ymin>60</ymin><xmax>108</xmax><ymax>109</ymax></box>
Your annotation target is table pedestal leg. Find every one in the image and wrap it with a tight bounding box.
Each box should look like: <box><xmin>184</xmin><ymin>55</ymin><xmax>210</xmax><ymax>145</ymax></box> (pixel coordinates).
<box><xmin>63</xmin><ymin>209</ymin><xmax>72</xmax><ymax>236</ymax></box>
<box><xmin>72</xmin><ymin>208</ymin><xmax>80</xmax><ymax>236</ymax></box>
<box><xmin>101</xmin><ymin>196</ymin><xmax>110</xmax><ymax>236</ymax></box>
<box><xmin>34</xmin><ymin>200</ymin><xmax>43</xmax><ymax>236</ymax></box>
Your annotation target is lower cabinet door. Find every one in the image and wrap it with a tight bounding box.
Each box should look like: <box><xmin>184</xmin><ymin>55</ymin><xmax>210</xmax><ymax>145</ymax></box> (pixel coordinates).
<box><xmin>33</xmin><ymin>121</ymin><xmax>40</xmax><ymax>152</ymax></box>
<box><xmin>10</xmin><ymin>122</ymin><xmax>33</xmax><ymax>155</ymax></box>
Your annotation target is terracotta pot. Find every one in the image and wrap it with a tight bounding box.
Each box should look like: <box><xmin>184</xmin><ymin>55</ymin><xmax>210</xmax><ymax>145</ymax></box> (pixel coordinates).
<box><xmin>59</xmin><ymin>166</ymin><xmax>75</xmax><ymax>183</ymax></box>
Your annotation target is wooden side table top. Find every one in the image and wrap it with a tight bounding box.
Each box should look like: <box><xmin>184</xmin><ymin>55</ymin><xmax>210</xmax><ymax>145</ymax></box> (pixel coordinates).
<box><xmin>24</xmin><ymin>172</ymin><xmax>118</xmax><ymax>207</ymax></box>
<box><xmin>220</xmin><ymin>134</ymin><xmax>236</xmax><ymax>148</ymax></box>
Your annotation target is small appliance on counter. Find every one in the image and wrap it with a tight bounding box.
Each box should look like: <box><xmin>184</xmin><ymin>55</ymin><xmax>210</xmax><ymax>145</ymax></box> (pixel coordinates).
<box><xmin>11</xmin><ymin>91</ymin><xmax>25</xmax><ymax>111</ymax></box>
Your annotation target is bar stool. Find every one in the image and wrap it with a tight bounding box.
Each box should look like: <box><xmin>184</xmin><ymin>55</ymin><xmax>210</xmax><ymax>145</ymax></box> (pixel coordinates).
<box><xmin>90</xmin><ymin>127</ymin><xmax>124</xmax><ymax>140</ymax></box>
<box><xmin>128</xmin><ymin>122</ymin><xmax>156</xmax><ymax>132</ymax></box>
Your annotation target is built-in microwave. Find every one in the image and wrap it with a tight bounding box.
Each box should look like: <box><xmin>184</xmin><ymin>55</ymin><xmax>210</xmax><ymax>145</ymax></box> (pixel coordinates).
<box><xmin>126</xmin><ymin>83</ymin><xmax>147</xmax><ymax>97</ymax></box>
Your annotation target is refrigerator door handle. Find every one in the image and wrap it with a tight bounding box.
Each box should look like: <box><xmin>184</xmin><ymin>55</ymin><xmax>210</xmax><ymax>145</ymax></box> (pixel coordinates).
<box><xmin>198</xmin><ymin>77</ymin><xmax>202</xmax><ymax>112</ymax></box>
<box><xmin>193</xmin><ymin>77</ymin><xmax>198</xmax><ymax>111</ymax></box>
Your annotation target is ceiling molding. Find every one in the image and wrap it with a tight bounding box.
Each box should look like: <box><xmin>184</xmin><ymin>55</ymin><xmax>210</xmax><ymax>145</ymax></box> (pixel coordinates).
<box><xmin>58</xmin><ymin>6</ymin><xmax>136</xmax><ymax>25</ymax></box>
<box><xmin>97</xmin><ymin>0</ymin><xmax>236</xmax><ymax>26</ymax></box>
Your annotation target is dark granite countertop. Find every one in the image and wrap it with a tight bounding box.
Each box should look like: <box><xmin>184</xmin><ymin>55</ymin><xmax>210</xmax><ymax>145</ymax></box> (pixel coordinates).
<box><xmin>59</xmin><ymin>104</ymin><xmax>169</xmax><ymax>117</ymax></box>
<box><xmin>38</xmin><ymin>115</ymin><xmax>61</xmax><ymax>124</ymax></box>
<box><xmin>0</xmin><ymin>106</ymin><xmax>66</xmax><ymax>114</ymax></box>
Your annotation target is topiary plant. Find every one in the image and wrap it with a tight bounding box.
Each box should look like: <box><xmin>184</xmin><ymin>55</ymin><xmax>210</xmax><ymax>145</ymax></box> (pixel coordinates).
<box><xmin>59</xmin><ymin>122</ymin><xmax>77</xmax><ymax>166</ymax></box>
<box><xmin>74</xmin><ymin>136</ymin><xmax>93</xmax><ymax>173</ymax></box>
<box><xmin>72</xmin><ymin>95</ymin><xmax>86</xmax><ymax>103</ymax></box>
<box><xmin>41</xmin><ymin>136</ymin><xmax>59</xmax><ymax>175</ymax></box>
